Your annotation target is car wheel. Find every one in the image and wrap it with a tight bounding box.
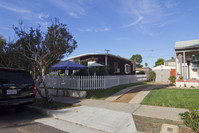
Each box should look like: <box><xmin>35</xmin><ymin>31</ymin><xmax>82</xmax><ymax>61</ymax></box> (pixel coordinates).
<box><xmin>15</xmin><ymin>105</ymin><xmax>24</xmax><ymax>112</ymax></box>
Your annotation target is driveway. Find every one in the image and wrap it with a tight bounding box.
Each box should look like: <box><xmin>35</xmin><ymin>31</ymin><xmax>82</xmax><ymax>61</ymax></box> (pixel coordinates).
<box><xmin>0</xmin><ymin>108</ymin><xmax>65</xmax><ymax>133</ymax></box>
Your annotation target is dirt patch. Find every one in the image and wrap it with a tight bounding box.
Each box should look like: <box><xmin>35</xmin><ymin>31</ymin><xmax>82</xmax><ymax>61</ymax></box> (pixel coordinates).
<box><xmin>115</xmin><ymin>84</ymin><xmax>152</xmax><ymax>103</ymax></box>
<box><xmin>133</xmin><ymin>115</ymin><xmax>194</xmax><ymax>133</ymax></box>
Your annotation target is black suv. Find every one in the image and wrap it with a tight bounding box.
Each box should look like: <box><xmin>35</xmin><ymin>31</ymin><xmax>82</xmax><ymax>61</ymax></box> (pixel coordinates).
<box><xmin>0</xmin><ymin>68</ymin><xmax>36</xmax><ymax>111</ymax></box>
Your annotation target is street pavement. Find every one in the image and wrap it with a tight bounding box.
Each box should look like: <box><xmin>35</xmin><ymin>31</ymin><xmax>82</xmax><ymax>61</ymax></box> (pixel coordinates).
<box><xmin>0</xmin><ymin>108</ymin><xmax>66</xmax><ymax>133</ymax></box>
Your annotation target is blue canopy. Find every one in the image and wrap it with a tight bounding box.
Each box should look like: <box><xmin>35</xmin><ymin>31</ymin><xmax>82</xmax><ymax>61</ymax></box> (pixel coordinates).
<box><xmin>51</xmin><ymin>61</ymin><xmax>87</xmax><ymax>70</ymax></box>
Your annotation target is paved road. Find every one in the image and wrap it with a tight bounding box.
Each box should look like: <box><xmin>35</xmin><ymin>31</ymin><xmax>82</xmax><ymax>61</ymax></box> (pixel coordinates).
<box><xmin>0</xmin><ymin>108</ymin><xmax>66</xmax><ymax>133</ymax></box>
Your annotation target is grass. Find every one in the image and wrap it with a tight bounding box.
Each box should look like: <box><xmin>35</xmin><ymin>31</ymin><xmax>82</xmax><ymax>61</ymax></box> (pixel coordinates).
<box><xmin>32</xmin><ymin>99</ymin><xmax>79</xmax><ymax>110</ymax></box>
<box><xmin>142</xmin><ymin>88</ymin><xmax>199</xmax><ymax>109</ymax></box>
<box><xmin>86</xmin><ymin>82</ymin><xmax>151</xmax><ymax>100</ymax></box>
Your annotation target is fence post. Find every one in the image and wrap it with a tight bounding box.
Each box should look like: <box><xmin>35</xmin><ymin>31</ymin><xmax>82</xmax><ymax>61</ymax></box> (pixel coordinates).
<box><xmin>104</xmin><ymin>76</ymin><xmax>106</xmax><ymax>89</ymax></box>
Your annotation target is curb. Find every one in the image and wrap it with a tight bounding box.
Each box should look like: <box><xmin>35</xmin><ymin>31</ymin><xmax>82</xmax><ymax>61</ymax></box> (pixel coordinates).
<box><xmin>26</xmin><ymin>105</ymin><xmax>55</xmax><ymax>117</ymax></box>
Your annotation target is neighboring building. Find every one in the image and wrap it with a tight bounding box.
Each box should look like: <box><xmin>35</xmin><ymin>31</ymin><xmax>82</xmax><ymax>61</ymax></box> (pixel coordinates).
<box><xmin>175</xmin><ymin>39</ymin><xmax>199</xmax><ymax>87</ymax></box>
<box><xmin>136</xmin><ymin>67</ymin><xmax>152</xmax><ymax>80</ymax></box>
<box><xmin>153</xmin><ymin>58</ymin><xmax>176</xmax><ymax>83</ymax></box>
<box><xmin>68</xmin><ymin>53</ymin><xmax>136</xmax><ymax>75</ymax></box>
<box><xmin>164</xmin><ymin>58</ymin><xmax>176</xmax><ymax>67</ymax></box>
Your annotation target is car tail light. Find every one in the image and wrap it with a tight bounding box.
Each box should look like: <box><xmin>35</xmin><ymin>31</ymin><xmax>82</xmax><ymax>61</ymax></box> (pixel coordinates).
<box><xmin>33</xmin><ymin>83</ymin><xmax>36</xmax><ymax>94</ymax></box>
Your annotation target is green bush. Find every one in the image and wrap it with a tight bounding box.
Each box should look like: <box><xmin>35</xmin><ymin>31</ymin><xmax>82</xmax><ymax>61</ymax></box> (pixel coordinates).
<box><xmin>179</xmin><ymin>110</ymin><xmax>199</xmax><ymax>132</ymax></box>
<box><xmin>60</xmin><ymin>73</ymin><xmax>65</xmax><ymax>77</ymax></box>
<box><xmin>56</xmin><ymin>70</ymin><xmax>62</xmax><ymax>75</ymax></box>
<box><xmin>168</xmin><ymin>76</ymin><xmax>176</xmax><ymax>84</ymax></box>
<box><xmin>149</xmin><ymin>71</ymin><xmax>155</xmax><ymax>81</ymax></box>
<box><xmin>49</xmin><ymin>73</ymin><xmax>56</xmax><ymax>76</ymax></box>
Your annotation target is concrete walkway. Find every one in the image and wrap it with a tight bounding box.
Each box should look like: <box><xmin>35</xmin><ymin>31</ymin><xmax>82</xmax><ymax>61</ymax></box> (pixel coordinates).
<box><xmin>53</xmin><ymin>96</ymin><xmax>188</xmax><ymax>121</ymax></box>
<box><xmin>51</xmin><ymin>106</ymin><xmax>137</xmax><ymax>133</ymax></box>
<box><xmin>32</xmin><ymin>104</ymin><xmax>137</xmax><ymax>133</ymax></box>
<box><xmin>134</xmin><ymin>105</ymin><xmax>188</xmax><ymax>121</ymax></box>
<box><xmin>53</xmin><ymin>96</ymin><xmax>140</xmax><ymax>113</ymax></box>
<box><xmin>105</xmin><ymin>84</ymin><xmax>150</xmax><ymax>102</ymax></box>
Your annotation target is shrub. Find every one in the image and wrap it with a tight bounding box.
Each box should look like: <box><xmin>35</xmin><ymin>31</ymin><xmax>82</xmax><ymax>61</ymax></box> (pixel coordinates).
<box><xmin>60</xmin><ymin>73</ymin><xmax>65</xmax><ymax>77</ymax></box>
<box><xmin>179</xmin><ymin>110</ymin><xmax>199</xmax><ymax>132</ymax></box>
<box><xmin>56</xmin><ymin>70</ymin><xmax>62</xmax><ymax>75</ymax></box>
<box><xmin>184</xmin><ymin>84</ymin><xmax>187</xmax><ymax>87</ymax></box>
<box><xmin>149</xmin><ymin>71</ymin><xmax>155</xmax><ymax>81</ymax></box>
<box><xmin>49</xmin><ymin>73</ymin><xmax>56</xmax><ymax>76</ymax></box>
<box><xmin>168</xmin><ymin>76</ymin><xmax>176</xmax><ymax>84</ymax></box>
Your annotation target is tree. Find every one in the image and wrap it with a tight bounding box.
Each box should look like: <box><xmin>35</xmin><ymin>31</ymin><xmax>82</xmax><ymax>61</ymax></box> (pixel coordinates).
<box><xmin>0</xmin><ymin>36</ymin><xmax>22</xmax><ymax>68</ymax></box>
<box><xmin>130</xmin><ymin>54</ymin><xmax>143</xmax><ymax>67</ymax></box>
<box><xmin>155</xmin><ymin>58</ymin><xmax>164</xmax><ymax>67</ymax></box>
<box><xmin>149</xmin><ymin>71</ymin><xmax>155</xmax><ymax>81</ymax></box>
<box><xmin>13</xmin><ymin>19</ymin><xmax>77</xmax><ymax>105</ymax></box>
<box><xmin>0</xmin><ymin>35</ymin><xmax>6</xmax><ymax>67</ymax></box>
<box><xmin>145</xmin><ymin>62</ymin><xmax>148</xmax><ymax>67</ymax></box>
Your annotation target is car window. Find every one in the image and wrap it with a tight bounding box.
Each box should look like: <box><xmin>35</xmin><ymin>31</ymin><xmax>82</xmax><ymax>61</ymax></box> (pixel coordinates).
<box><xmin>0</xmin><ymin>71</ymin><xmax>34</xmax><ymax>84</ymax></box>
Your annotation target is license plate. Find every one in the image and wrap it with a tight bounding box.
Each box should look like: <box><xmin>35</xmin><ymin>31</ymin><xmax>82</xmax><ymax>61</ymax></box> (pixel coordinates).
<box><xmin>7</xmin><ymin>90</ymin><xmax>17</xmax><ymax>95</ymax></box>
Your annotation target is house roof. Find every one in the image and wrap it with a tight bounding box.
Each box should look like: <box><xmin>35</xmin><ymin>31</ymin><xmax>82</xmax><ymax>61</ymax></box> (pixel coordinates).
<box><xmin>68</xmin><ymin>53</ymin><xmax>135</xmax><ymax>63</ymax></box>
<box><xmin>152</xmin><ymin>65</ymin><xmax>175</xmax><ymax>70</ymax></box>
<box><xmin>175</xmin><ymin>39</ymin><xmax>199</xmax><ymax>50</ymax></box>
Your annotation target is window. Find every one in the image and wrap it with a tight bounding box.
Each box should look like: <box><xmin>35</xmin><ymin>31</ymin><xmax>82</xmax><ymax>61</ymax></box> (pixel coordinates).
<box><xmin>114</xmin><ymin>62</ymin><xmax>119</xmax><ymax>73</ymax></box>
<box><xmin>192</xmin><ymin>54</ymin><xmax>199</xmax><ymax>69</ymax></box>
<box><xmin>0</xmin><ymin>71</ymin><xmax>33</xmax><ymax>84</ymax></box>
<box><xmin>125</xmin><ymin>64</ymin><xmax>131</xmax><ymax>74</ymax></box>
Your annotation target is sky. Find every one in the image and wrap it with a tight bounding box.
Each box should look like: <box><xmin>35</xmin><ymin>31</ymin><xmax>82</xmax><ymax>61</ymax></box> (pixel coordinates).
<box><xmin>1</xmin><ymin>0</ymin><xmax>199</xmax><ymax>68</ymax></box>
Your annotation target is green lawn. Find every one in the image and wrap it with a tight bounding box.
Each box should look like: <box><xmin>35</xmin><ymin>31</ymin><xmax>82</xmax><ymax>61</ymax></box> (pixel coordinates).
<box><xmin>86</xmin><ymin>82</ymin><xmax>151</xmax><ymax>100</ymax></box>
<box><xmin>141</xmin><ymin>88</ymin><xmax>199</xmax><ymax>109</ymax></box>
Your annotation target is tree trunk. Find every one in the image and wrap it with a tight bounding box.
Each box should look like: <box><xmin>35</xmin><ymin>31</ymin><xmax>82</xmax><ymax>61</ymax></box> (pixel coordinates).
<box><xmin>41</xmin><ymin>67</ymin><xmax>51</xmax><ymax>105</ymax></box>
<box><xmin>35</xmin><ymin>81</ymin><xmax>46</xmax><ymax>99</ymax></box>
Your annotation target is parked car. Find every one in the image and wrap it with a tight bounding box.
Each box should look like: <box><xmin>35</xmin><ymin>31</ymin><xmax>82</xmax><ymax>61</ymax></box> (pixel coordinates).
<box><xmin>0</xmin><ymin>68</ymin><xmax>36</xmax><ymax>111</ymax></box>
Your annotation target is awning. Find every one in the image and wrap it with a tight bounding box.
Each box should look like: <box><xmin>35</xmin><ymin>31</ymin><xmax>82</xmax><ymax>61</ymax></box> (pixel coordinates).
<box><xmin>88</xmin><ymin>62</ymin><xmax>104</xmax><ymax>67</ymax></box>
<box><xmin>50</xmin><ymin>61</ymin><xmax>87</xmax><ymax>70</ymax></box>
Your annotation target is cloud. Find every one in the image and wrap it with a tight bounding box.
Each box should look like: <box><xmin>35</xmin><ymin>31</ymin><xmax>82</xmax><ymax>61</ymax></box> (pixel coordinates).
<box><xmin>68</xmin><ymin>12</ymin><xmax>80</xmax><ymax>18</ymax></box>
<box><xmin>121</xmin><ymin>0</ymin><xmax>164</xmax><ymax>25</ymax></box>
<box><xmin>124</xmin><ymin>16</ymin><xmax>143</xmax><ymax>27</ymax></box>
<box><xmin>0</xmin><ymin>3</ymin><xmax>31</xmax><ymax>14</ymax></box>
<box><xmin>78</xmin><ymin>27</ymin><xmax>111</xmax><ymax>32</ymax></box>
<box><xmin>38</xmin><ymin>13</ymin><xmax>49</xmax><ymax>20</ymax></box>
<box><xmin>164</xmin><ymin>1</ymin><xmax>179</xmax><ymax>9</ymax></box>
<box><xmin>49</xmin><ymin>0</ymin><xmax>87</xmax><ymax>18</ymax></box>
<box><xmin>120</xmin><ymin>0</ymin><xmax>178</xmax><ymax>35</ymax></box>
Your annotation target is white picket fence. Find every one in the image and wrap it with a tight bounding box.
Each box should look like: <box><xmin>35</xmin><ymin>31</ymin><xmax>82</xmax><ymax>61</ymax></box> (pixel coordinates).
<box><xmin>45</xmin><ymin>74</ymin><xmax>147</xmax><ymax>90</ymax></box>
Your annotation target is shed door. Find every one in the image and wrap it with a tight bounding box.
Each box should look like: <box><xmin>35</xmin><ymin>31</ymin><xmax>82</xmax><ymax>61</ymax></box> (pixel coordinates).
<box><xmin>155</xmin><ymin>69</ymin><xmax>170</xmax><ymax>83</ymax></box>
